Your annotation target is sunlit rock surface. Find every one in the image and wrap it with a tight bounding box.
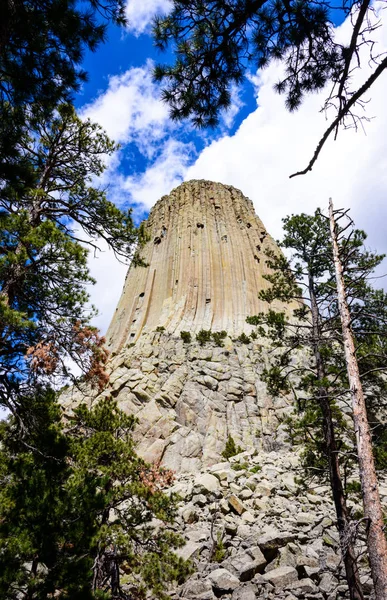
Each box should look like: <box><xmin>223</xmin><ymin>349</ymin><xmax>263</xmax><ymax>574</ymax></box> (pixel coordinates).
<box><xmin>60</xmin><ymin>180</ymin><xmax>385</xmax><ymax>599</ymax></box>
<box><xmin>106</xmin><ymin>180</ymin><xmax>286</xmax><ymax>351</ymax></box>
<box><xmin>62</xmin><ymin>180</ymin><xmax>295</xmax><ymax>470</ymax></box>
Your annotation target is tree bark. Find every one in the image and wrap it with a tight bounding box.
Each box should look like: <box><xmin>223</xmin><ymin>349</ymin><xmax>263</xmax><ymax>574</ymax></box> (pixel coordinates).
<box><xmin>329</xmin><ymin>198</ymin><xmax>387</xmax><ymax>600</ymax></box>
<box><xmin>309</xmin><ymin>275</ymin><xmax>364</xmax><ymax>600</ymax></box>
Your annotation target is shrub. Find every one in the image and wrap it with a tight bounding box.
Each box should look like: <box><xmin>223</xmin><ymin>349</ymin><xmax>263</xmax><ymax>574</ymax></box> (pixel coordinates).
<box><xmin>231</xmin><ymin>461</ymin><xmax>249</xmax><ymax>471</ymax></box>
<box><xmin>237</xmin><ymin>332</ymin><xmax>250</xmax><ymax>344</ymax></box>
<box><xmin>249</xmin><ymin>464</ymin><xmax>262</xmax><ymax>474</ymax></box>
<box><xmin>212</xmin><ymin>532</ymin><xmax>226</xmax><ymax>563</ymax></box>
<box><xmin>212</xmin><ymin>330</ymin><xmax>227</xmax><ymax>347</ymax></box>
<box><xmin>196</xmin><ymin>329</ymin><xmax>212</xmax><ymax>346</ymax></box>
<box><xmin>156</xmin><ymin>326</ymin><xmax>165</xmax><ymax>332</ymax></box>
<box><xmin>221</xmin><ymin>435</ymin><xmax>243</xmax><ymax>460</ymax></box>
<box><xmin>180</xmin><ymin>331</ymin><xmax>192</xmax><ymax>343</ymax></box>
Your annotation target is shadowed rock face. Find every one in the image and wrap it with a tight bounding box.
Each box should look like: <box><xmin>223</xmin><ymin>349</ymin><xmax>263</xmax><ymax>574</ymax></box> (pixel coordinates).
<box><xmin>106</xmin><ymin>180</ymin><xmax>284</xmax><ymax>352</ymax></box>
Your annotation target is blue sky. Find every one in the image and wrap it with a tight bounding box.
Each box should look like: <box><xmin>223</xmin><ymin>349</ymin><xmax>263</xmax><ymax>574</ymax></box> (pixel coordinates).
<box><xmin>75</xmin><ymin>6</ymin><xmax>257</xmax><ymax>226</ymax></box>
<box><xmin>74</xmin><ymin>1</ymin><xmax>387</xmax><ymax>335</ymax></box>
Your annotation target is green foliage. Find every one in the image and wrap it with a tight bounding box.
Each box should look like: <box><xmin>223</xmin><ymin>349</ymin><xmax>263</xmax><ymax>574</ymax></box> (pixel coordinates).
<box><xmin>262</xmin><ymin>365</ymin><xmax>291</xmax><ymax>396</ymax></box>
<box><xmin>0</xmin><ymin>105</ymin><xmax>138</xmax><ymax>407</ymax></box>
<box><xmin>153</xmin><ymin>0</ymin><xmax>335</xmax><ymax>127</ymax></box>
<box><xmin>0</xmin><ymin>391</ymin><xmax>190</xmax><ymax>599</ymax></box>
<box><xmin>193</xmin><ymin>329</ymin><xmax>228</xmax><ymax>346</ymax></box>
<box><xmin>196</xmin><ymin>329</ymin><xmax>212</xmax><ymax>346</ymax></box>
<box><xmin>249</xmin><ymin>464</ymin><xmax>262</xmax><ymax>474</ymax></box>
<box><xmin>346</xmin><ymin>481</ymin><xmax>362</xmax><ymax>497</ymax></box>
<box><xmin>247</xmin><ymin>208</ymin><xmax>387</xmax><ymax>495</ymax></box>
<box><xmin>138</xmin><ymin>221</ymin><xmax>151</xmax><ymax>246</ymax></box>
<box><xmin>285</xmin><ymin>400</ymin><xmax>354</xmax><ymax>483</ymax></box>
<box><xmin>156</xmin><ymin>326</ymin><xmax>166</xmax><ymax>332</ymax></box>
<box><xmin>372</xmin><ymin>425</ymin><xmax>387</xmax><ymax>471</ymax></box>
<box><xmin>248</xmin><ymin>310</ymin><xmax>287</xmax><ymax>345</ymax></box>
<box><xmin>212</xmin><ymin>532</ymin><xmax>226</xmax><ymax>563</ymax></box>
<box><xmin>153</xmin><ymin>1</ymin><xmax>381</xmax><ymax>172</ymax></box>
<box><xmin>221</xmin><ymin>435</ymin><xmax>243</xmax><ymax>460</ymax></box>
<box><xmin>231</xmin><ymin>462</ymin><xmax>249</xmax><ymax>471</ymax></box>
<box><xmin>0</xmin><ymin>0</ymin><xmax>126</xmax><ymax>199</ymax></box>
<box><xmin>212</xmin><ymin>330</ymin><xmax>227</xmax><ymax>346</ymax></box>
<box><xmin>236</xmin><ymin>332</ymin><xmax>251</xmax><ymax>344</ymax></box>
<box><xmin>180</xmin><ymin>331</ymin><xmax>192</xmax><ymax>343</ymax></box>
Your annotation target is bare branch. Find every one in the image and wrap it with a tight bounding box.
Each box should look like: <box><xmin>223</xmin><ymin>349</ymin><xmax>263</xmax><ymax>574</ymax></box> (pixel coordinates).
<box><xmin>290</xmin><ymin>55</ymin><xmax>387</xmax><ymax>178</ymax></box>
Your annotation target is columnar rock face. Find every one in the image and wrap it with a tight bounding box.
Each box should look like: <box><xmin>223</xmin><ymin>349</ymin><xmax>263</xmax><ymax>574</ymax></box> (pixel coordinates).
<box><xmin>62</xmin><ymin>180</ymin><xmax>295</xmax><ymax>471</ymax></box>
<box><xmin>61</xmin><ymin>180</ymin><xmax>384</xmax><ymax>600</ymax></box>
<box><xmin>106</xmin><ymin>180</ymin><xmax>285</xmax><ymax>352</ymax></box>
<box><xmin>63</xmin><ymin>180</ymin><xmax>295</xmax><ymax>470</ymax></box>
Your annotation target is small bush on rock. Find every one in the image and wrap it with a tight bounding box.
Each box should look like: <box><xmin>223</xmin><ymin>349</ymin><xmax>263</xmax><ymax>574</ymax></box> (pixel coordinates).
<box><xmin>180</xmin><ymin>331</ymin><xmax>192</xmax><ymax>343</ymax></box>
<box><xmin>221</xmin><ymin>435</ymin><xmax>243</xmax><ymax>460</ymax></box>
<box><xmin>237</xmin><ymin>332</ymin><xmax>251</xmax><ymax>344</ymax></box>
<box><xmin>212</xmin><ymin>330</ymin><xmax>227</xmax><ymax>347</ymax></box>
<box><xmin>232</xmin><ymin>461</ymin><xmax>249</xmax><ymax>471</ymax></box>
<box><xmin>212</xmin><ymin>532</ymin><xmax>226</xmax><ymax>563</ymax></box>
<box><xmin>196</xmin><ymin>329</ymin><xmax>212</xmax><ymax>346</ymax></box>
<box><xmin>249</xmin><ymin>464</ymin><xmax>262</xmax><ymax>474</ymax></box>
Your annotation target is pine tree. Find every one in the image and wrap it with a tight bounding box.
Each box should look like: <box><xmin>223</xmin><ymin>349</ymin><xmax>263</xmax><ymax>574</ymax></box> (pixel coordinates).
<box><xmin>0</xmin><ymin>105</ymin><xmax>139</xmax><ymax>411</ymax></box>
<box><xmin>247</xmin><ymin>209</ymin><xmax>387</xmax><ymax>599</ymax></box>
<box><xmin>0</xmin><ymin>0</ymin><xmax>126</xmax><ymax>194</ymax></box>
<box><xmin>153</xmin><ymin>0</ymin><xmax>387</xmax><ymax>174</ymax></box>
<box><xmin>0</xmin><ymin>391</ymin><xmax>190</xmax><ymax>599</ymax></box>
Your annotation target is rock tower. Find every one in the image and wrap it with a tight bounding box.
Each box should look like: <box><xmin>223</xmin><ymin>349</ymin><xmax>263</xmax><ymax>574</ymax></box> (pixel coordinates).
<box><xmin>81</xmin><ymin>180</ymin><xmax>293</xmax><ymax>471</ymax></box>
<box><xmin>107</xmin><ymin>179</ymin><xmax>284</xmax><ymax>350</ymax></box>
<box><xmin>62</xmin><ymin>180</ymin><xmax>382</xmax><ymax>600</ymax></box>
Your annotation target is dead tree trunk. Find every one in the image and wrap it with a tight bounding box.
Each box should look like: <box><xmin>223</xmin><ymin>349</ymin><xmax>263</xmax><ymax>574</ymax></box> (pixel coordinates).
<box><xmin>329</xmin><ymin>198</ymin><xmax>387</xmax><ymax>600</ymax></box>
<box><xmin>309</xmin><ymin>275</ymin><xmax>364</xmax><ymax>600</ymax></box>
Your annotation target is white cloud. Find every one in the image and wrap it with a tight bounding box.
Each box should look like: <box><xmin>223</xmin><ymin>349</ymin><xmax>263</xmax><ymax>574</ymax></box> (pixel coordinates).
<box><xmin>186</xmin><ymin>11</ymin><xmax>387</xmax><ymax>257</ymax></box>
<box><xmin>219</xmin><ymin>84</ymin><xmax>245</xmax><ymax>130</ymax></box>
<box><xmin>121</xmin><ymin>138</ymin><xmax>196</xmax><ymax>210</ymax></box>
<box><xmin>86</xmin><ymin>241</ymin><xmax>130</xmax><ymax>335</ymax></box>
<box><xmin>85</xmin><ymin>7</ymin><xmax>387</xmax><ymax>333</ymax></box>
<box><xmin>185</xmin><ymin>76</ymin><xmax>387</xmax><ymax>258</ymax></box>
<box><xmin>81</xmin><ymin>60</ymin><xmax>171</xmax><ymax>154</ymax></box>
<box><xmin>125</xmin><ymin>0</ymin><xmax>172</xmax><ymax>36</ymax></box>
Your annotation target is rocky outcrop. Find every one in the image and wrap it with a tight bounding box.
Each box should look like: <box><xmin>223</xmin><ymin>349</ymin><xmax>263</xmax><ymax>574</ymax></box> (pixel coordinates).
<box><xmin>106</xmin><ymin>180</ymin><xmax>290</xmax><ymax>352</ymax></box>
<box><xmin>64</xmin><ymin>181</ymin><xmax>299</xmax><ymax>470</ymax></box>
<box><xmin>169</xmin><ymin>449</ymin><xmax>380</xmax><ymax>600</ymax></box>
<box><xmin>61</xmin><ymin>334</ymin><xmax>295</xmax><ymax>471</ymax></box>
<box><xmin>61</xmin><ymin>180</ymin><xmax>386</xmax><ymax>599</ymax></box>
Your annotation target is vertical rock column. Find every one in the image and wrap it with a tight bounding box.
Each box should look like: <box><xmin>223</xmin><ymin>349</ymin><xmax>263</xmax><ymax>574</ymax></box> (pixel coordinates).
<box><xmin>106</xmin><ymin>180</ymin><xmax>282</xmax><ymax>352</ymax></box>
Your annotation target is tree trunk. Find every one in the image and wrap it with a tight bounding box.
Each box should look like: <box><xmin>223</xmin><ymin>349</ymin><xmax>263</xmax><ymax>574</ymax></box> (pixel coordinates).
<box><xmin>309</xmin><ymin>275</ymin><xmax>364</xmax><ymax>600</ymax></box>
<box><xmin>329</xmin><ymin>198</ymin><xmax>387</xmax><ymax>600</ymax></box>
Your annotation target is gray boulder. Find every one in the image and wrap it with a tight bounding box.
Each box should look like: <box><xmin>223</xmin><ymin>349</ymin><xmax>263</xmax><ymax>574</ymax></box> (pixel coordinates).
<box><xmin>181</xmin><ymin>578</ymin><xmax>215</xmax><ymax>599</ymax></box>
<box><xmin>262</xmin><ymin>566</ymin><xmax>298</xmax><ymax>588</ymax></box>
<box><xmin>231</xmin><ymin>584</ymin><xmax>257</xmax><ymax>600</ymax></box>
<box><xmin>195</xmin><ymin>473</ymin><xmax>220</xmax><ymax>494</ymax></box>
<box><xmin>208</xmin><ymin>568</ymin><xmax>239</xmax><ymax>592</ymax></box>
<box><xmin>226</xmin><ymin>549</ymin><xmax>266</xmax><ymax>582</ymax></box>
